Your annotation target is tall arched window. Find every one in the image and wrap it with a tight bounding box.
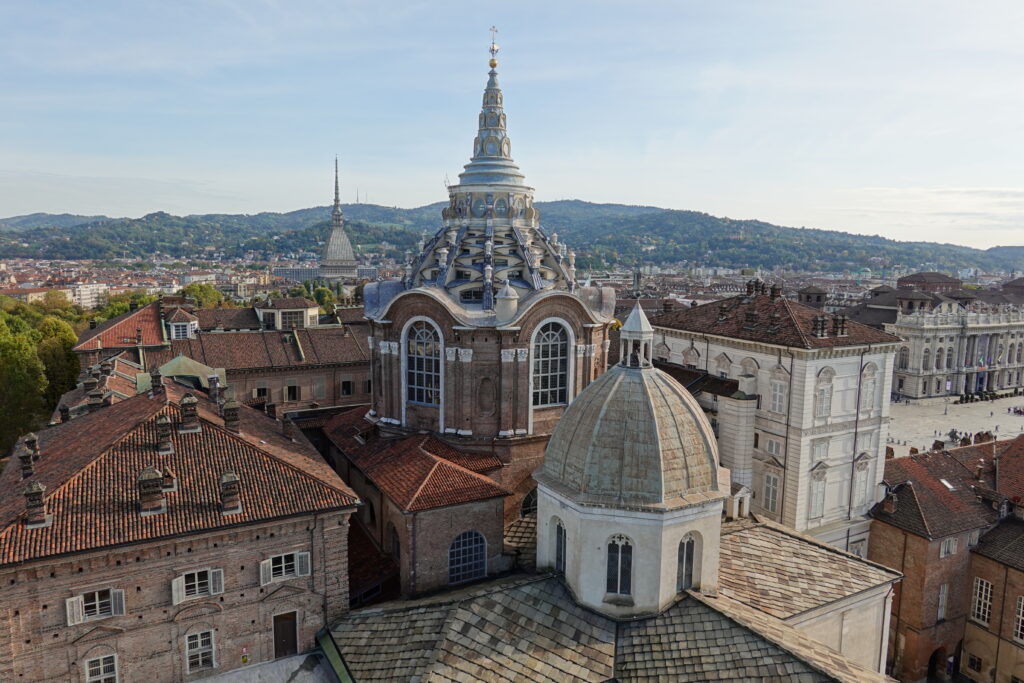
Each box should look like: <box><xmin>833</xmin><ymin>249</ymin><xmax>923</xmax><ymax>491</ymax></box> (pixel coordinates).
<box><xmin>922</xmin><ymin>349</ymin><xmax>931</xmax><ymax>371</ymax></box>
<box><xmin>606</xmin><ymin>535</ymin><xmax>632</xmax><ymax>595</ymax></box>
<box><xmin>520</xmin><ymin>488</ymin><xmax>537</xmax><ymax>517</ymax></box>
<box><xmin>1018</xmin><ymin>345</ymin><xmax>1023</xmax><ymax>364</ymax></box>
<box><xmin>448</xmin><ymin>530</ymin><xmax>486</xmax><ymax>585</ymax></box>
<box><xmin>898</xmin><ymin>347</ymin><xmax>910</xmax><ymax>370</ymax></box>
<box><xmin>554</xmin><ymin>519</ymin><xmax>566</xmax><ymax>575</ymax></box>
<box><xmin>532</xmin><ymin>322</ymin><xmax>569</xmax><ymax>407</ymax></box>
<box><xmin>677</xmin><ymin>535</ymin><xmax>696</xmax><ymax>591</ymax></box>
<box><xmin>947</xmin><ymin>347</ymin><xmax>955</xmax><ymax>370</ymax></box>
<box><xmin>936</xmin><ymin>350</ymin><xmax>944</xmax><ymax>370</ymax></box>
<box><xmin>387</xmin><ymin>522</ymin><xmax>400</xmax><ymax>564</ymax></box>
<box><xmin>407</xmin><ymin>321</ymin><xmax>441</xmax><ymax>405</ymax></box>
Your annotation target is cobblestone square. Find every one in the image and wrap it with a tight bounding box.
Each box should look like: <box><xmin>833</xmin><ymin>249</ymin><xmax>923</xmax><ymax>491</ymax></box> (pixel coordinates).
<box><xmin>888</xmin><ymin>396</ymin><xmax>1024</xmax><ymax>457</ymax></box>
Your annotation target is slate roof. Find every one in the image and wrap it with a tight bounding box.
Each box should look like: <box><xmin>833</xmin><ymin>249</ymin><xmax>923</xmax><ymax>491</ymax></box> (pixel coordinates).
<box><xmin>973</xmin><ymin>518</ymin><xmax>1024</xmax><ymax>572</ymax></box>
<box><xmin>0</xmin><ymin>381</ymin><xmax>357</xmax><ymax>566</ymax></box>
<box><xmin>329</xmin><ymin>574</ymin><xmax>893</xmax><ymax>682</ymax></box>
<box><xmin>649</xmin><ymin>293</ymin><xmax>901</xmax><ymax>350</ymax></box>
<box><xmin>872</xmin><ymin>451</ymin><xmax>998</xmax><ymax>539</ymax></box>
<box><xmin>196</xmin><ymin>307</ymin><xmax>262</xmax><ymax>331</ymax></box>
<box><xmin>323</xmin><ymin>411</ymin><xmax>508</xmax><ymax>512</ymax></box>
<box><xmin>74</xmin><ymin>300</ymin><xmax>164</xmax><ymax>351</ymax></box>
<box><xmin>149</xmin><ymin>326</ymin><xmax>369</xmax><ymax>371</ymax></box>
<box><xmin>718</xmin><ymin>518</ymin><xmax>900</xmax><ymax>619</ymax></box>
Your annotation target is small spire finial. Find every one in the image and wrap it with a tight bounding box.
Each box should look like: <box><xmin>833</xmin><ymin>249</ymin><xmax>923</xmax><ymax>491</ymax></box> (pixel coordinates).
<box><xmin>334</xmin><ymin>156</ymin><xmax>340</xmax><ymax>206</ymax></box>
<box><xmin>489</xmin><ymin>26</ymin><xmax>499</xmax><ymax>68</ymax></box>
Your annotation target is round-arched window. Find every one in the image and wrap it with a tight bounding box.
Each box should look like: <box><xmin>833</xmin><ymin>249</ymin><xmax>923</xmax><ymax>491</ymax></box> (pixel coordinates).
<box><xmin>533</xmin><ymin>322</ymin><xmax>569</xmax><ymax>407</ymax></box>
<box><xmin>406</xmin><ymin>321</ymin><xmax>440</xmax><ymax>406</ymax></box>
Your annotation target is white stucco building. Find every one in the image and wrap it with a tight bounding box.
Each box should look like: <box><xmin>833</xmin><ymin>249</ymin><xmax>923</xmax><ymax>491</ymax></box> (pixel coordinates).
<box><xmin>649</xmin><ymin>281</ymin><xmax>902</xmax><ymax>554</ymax></box>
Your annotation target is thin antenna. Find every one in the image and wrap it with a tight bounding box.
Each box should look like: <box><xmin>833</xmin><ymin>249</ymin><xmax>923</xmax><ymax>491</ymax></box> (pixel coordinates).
<box><xmin>443</xmin><ymin>174</ymin><xmax>450</xmax><ymax>189</ymax></box>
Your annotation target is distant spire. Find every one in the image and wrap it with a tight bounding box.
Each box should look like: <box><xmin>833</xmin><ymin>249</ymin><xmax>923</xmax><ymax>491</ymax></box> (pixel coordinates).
<box><xmin>332</xmin><ymin>157</ymin><xmax>343</xmax><ymax>226</ymax></box>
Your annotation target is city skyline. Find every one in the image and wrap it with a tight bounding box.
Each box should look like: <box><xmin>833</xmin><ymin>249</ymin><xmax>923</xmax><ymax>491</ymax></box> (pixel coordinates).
<box><xmin>2</xmin><ymin>1</ymin><xmax>1023</xmax><ymax>248</ymax></box>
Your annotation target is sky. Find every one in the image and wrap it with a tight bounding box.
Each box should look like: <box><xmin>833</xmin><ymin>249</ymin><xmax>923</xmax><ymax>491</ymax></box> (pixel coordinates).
<box><xmin>1</xmin><ymin>1</ymin><xmax>1022</xmax><ymax>248</ymax></box>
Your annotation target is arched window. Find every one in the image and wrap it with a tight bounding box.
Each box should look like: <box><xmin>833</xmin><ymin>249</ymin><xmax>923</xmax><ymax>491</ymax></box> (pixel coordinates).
<box><xmin>606</xmin><ymin>535</ymin><xmax>632</xmax><ymax>595</ymax></box>
<box><xmin>815</xmin><ymin>367</ymin><xmax>835</xmax><ymax>418</ymax></box>
<box><xmin>532</xmin><ymin>322</ymin><xmax>569</xmax><ymax>407</ymax></box>
<box><xmin>677</xmin><ymin>535</ymin><xmax>696</xmax><ymax>592</ymax></box>
<box><xmin>922</xmin><ymin>349</ymin><xmax>931</xmax><ymax>371</ymax></box>
<box><xmin>1017</xmin><ymin>344</ymin><xmax>1023</xmax><ymax>364</ymax></box>
<box><xmin>936</xmin><ymin>350</ymin><xmax>944</xmax><ymax>370</ymax></box>
<box><xmin>554</xmin><ymin>519</ymin><xmax>566</xmax><ymax>575</ymax></box>
<box><xmin>364</xmin><ymin>498</ymin><xmax>375</xmax><ymax>526</ymax></box>
<box><xmin>947</xmin><ymin>347</ymin><xmax>955</xmax><ymax>370</ymax></box>
<box><xmin>406</xmin><ymin>321</ymin><xmax>441</xmax><ymax>405</ymax></box>
<box><xmin>448</xmin><ymin>531</ymin><xmax>486</xmax><ymax>585</ymax></box>
<box><xmin>898</xmin><ymin>347</ymin><xmax>910</xmax><ymax>370</ymax></box>
<box><xmin>520</xmin><ymin>488</ymin><xmax>537</xmax><ymax>517</ymax></box>
<box><xmin>861</xmin><ymin>363</ymin><xmax>878</xmax><ymax>411</ymax></box>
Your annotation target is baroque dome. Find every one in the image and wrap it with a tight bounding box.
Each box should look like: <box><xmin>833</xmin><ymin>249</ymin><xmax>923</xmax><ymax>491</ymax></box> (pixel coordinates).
<box><xmin>536</xmin><ymin>361</ymin><xmax>722</xmax><ymax>510</ymax></box>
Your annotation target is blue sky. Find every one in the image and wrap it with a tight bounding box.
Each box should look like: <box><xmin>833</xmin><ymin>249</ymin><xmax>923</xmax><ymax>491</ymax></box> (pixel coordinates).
<box><xmin>1</xmin><ymin>1</ymin><xmax>1022</xmax><ymax>248</ymax></box>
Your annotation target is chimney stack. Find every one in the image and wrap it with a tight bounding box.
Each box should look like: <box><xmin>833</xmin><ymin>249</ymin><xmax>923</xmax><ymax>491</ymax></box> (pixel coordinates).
<box><xmin>770</xmin><ymin>284</ymin><xmax>781</xmax><ymax>300</ymax></box>
<box><xmin>161</xmin><ymin>466</ymin><xmax>177</xmax><ymax>491</ymax></box>
<box><xmin>58</xmin><ymin>404</ymin><xmax>70</xmax><ymax>423</ymax></box>
<box><xmin>208</xmin><ymin>374</ymin><xmax>221</xmax><ymax>402</ymax></box>
<box><xmin>83</xmin><ymin>375</ymin><xmax>99</xmax><ymax>392</ymax></box>
<box><xmin>282</xmin><ymin>417</ymin><xmax>296</xmax><ymax>440</ymax></box>
<box><xmin>24</xmin><ymin>433</ymin><xmax>39</xmax><ymax>460</ymax></box>
<box><xmin>17</xmin><ymin>444</ymin><xmax>34</xmax><ymax>479</ymax></box>
<box><xmin>24</xmin><ymin>481</ymin><xmax>50</xmax><ymax>528</ymax></box>
<box><xmin>135</xmin><ymin>328</ymin><xmax>143</xmax><ymax>345</ymax></box>
<box><xmin>89</xmin><ymin>320</ymin><xmax>98</xmax><ymax>329</ymax></box>
<box><xmin>156</xmin><ymin>414</ymin><xmax>174</xmax><ymax>453</ymax></box>
<box><xmin>220</xmin><ymin>472</ymin><xmax>242</xmax><ymax>514</ymax></box>
<box><xmin>223</xmin><ymin>399</ymin><xmax>240</xmax><ymax>433</ymax></box>
<box><xmin>100</xmin><ymin>360</ymin><xmax>112</xmax><ymax>377</ymax></box>
<box><xmin>137</xmin><ymin>466</ymin><xmax>165</xmax><ymax>515</ymax></box>
<box><xmin>813</xmin><ymin>315</ymin><xmax>829</xmax><ymax>338</ymax></box>
<box><xmin>882</xmin><ymin>493</ymin><xmax>898</xmax><ymax>515</ymax></box>
<box><xmin>150</xmin><ymin>368</ymin><xmax>163</xmax><ymax>393</ymax></box>
<box><xmin>663</xmin><ymin>299</ymin><xmax>675</xmax><ymax>313</ymax></box>
<box><xmin>129</xmin><ymin>300</ymin><xmax>138</xmax><ymax>312</ymax></box>
<box><xmin>87</xmin><ymin>388</ymin><xmax>104</xmax><ymax>412</ymax></box>
<box><xmin>178</xmin><ymin>394</ymin><xmax>200</xmax><ymax>433</ymax></box>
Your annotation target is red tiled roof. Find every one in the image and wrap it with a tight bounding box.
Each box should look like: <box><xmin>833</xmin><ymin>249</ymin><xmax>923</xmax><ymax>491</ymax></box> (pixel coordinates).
<box><xmin>261</xmin><ymin>297</ymin><xmax>317</xmax><ymax>310</ymax></box>
<box><xmin>322</xmin><ymin>413</ymin><xmax>508</xmax><ymax>512</ymax></box>
<box><xmin>946</xmin><ymin>434</ymin><xmax>1024</xmax><ymax>501</ymax></box>
<box><xmin>873</xmin><ymin>452</ymin><xmax>997</xmax><ymax>539</ymax></box>
<box><xmin>649</xmin><ymin>293</ymin><xmax>901</xmax><ymax>350</ymax></box>
<box><xmin>335</xmin><ymin>307</ymin><xmax>367</xmax><ymax>324</ymax></box>
<box><xmin>0</xmin><ymin>383</ymin><xmax>357</xmax><ymax>566</ymax></box>
<box><xmin>150</xmin><ymin>326</ymin><xmax>369</xmax><ymax>371</ymax></box>
<box><xmin>166</xmin><ymin>307</ymin><xmax>198</xmax><ymax>323</ymax></box>
<box><xmin>74</xmin><ymin>301</ymin><xmax>165</xmax><ymax>351</ymax></box>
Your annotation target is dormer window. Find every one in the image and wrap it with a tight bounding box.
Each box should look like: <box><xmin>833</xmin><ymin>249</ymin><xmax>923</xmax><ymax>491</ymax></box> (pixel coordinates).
<box><xmin>171</xmin><ymin>322</ymin><xmax>194</xmax><ymax>340</ymax></box>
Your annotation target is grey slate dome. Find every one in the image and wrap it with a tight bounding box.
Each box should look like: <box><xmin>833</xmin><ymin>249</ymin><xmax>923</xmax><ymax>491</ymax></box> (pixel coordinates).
<box><xmin>536</xmin><ymin>362</ymin><xmax>722</xmax><ymax>510</ymax></box>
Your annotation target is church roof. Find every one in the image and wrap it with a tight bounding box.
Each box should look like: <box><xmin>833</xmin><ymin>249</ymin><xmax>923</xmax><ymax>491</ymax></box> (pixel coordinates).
<box><xmin>328</xmin><ymin>574</ymin><xmax>893</xmax><ymax>682</ymax></box>
<box><xmin>537</xmin><ymin>361</ymin><xmax>723</xmax><ymax>510</ymax></box>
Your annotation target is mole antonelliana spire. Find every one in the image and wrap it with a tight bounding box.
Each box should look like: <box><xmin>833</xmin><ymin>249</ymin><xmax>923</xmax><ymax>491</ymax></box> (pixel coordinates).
<box><xmin>320</xmin><ymin>157</ymin><xmax>358</xmax><ymax>281</ymax></box>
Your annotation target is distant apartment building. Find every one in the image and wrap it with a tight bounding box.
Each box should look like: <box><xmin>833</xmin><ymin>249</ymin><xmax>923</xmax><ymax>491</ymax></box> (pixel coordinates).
<box><xmin>0</xmin><ymin>380</ymin><xmax>357</xmax><ymax>681</ymax></box>
<box><xmin>0</xmin><ymin>287</ymin><xmax>72</xmax><ymax>304</ymax></box>
<box><xmin>70</xmin><ymin>282</ymin><xmax>109</xmax><ymax>309</ymax></box>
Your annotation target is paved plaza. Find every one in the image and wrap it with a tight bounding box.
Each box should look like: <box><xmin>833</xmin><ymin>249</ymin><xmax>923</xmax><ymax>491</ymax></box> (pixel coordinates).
<box><xmin>888</xmin><ymin>395</ymin><xmax>1024</xmax><ymax>458</ymax></box>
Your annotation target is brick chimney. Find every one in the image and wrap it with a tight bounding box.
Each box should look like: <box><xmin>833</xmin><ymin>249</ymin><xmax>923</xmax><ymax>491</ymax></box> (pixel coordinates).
<box><xmin>223</xmin><ymin>399</ymin><xmax>240</xmax><ymax>433</ymax></box>
<box><xmin>135</xmin><ymin>327</ymin><xmax>143</xmax><ymax>345</ymax></box>
<box><xmin>150</xmin><ymin>368</ymin><xmax>163</xmax><ymax>393</ymax></box>
<box><xmin>24</xmin><ymin>432</ymin><xmax>39</xmax><ymax>460</ymax></box>
<box><xmin>83</xmin><ymin>375</ymin><xmax>98</xmax><ymax>392</ymax></box>
<box><xmin>156</xmin><ymin>414</ymin><xmax>174</xmax><ymax>454</ymax></box>
<box><xmin>100</xmin><ymin>360</ymin><xmax>112</xmax><ymax>377</ymax></box>
<box><xmin>812</xmin><ymin>315</ymin><xmax>829</xmax><ymax>338</ymax></box>
<box><xmin>831</xmin><ymin>314</ymin><xmax>848</xmax><ymax>337</ymax></box>
<box><xmin>17</xmin><ymin>444</ymin><xmax>34</xmax><ymax>479</ymax></box>
<box><xmin>178</xmin><ymin>394</ymin><xmax>200</xmax><ymax>433</ymax></box>
<box><xmin>220</xmin><ymin>471</ymin><xmax>242</xmax><ymax>515</ymax></box>
<box><xmin>89</xmin><ymin>320</ymin><xmax>98</xmax><ymax>329</ymax></box>
<box><xmin>137</xmin><ymin>466</ymin><xmax>165</xmax><ymax>515</ymax></box>
<box><xmin>770</xmin><ymin>284</ymin><xmax>782</xmax><ymax>300</ymax></box>
<box><xmin>282</xmin><ymin>417</ymin><xmax>296</xmax><ymax>440</ymax></box>
<box><xmin>882</xmin><ymin>492</ymin><xmax>898</xmax><ymax>515</ymax></box>
<box><xmin>58</xmin><ymin>404</ymin><xmax>70</xmax><ymax>423</ymax></box>
<box><xmin>662</xmin><ymin>299</ymin><xmax>675</xmax><ymax>313</ymax></box>
<box><xmin>24</xmin><ymin>481</ymin><xmax>50</xmax><ymax>528</ymax></box>
<box><xmin>161</xmin><ymin>466</ymin><xmax>177</xmax><ymax>491</ymax></box>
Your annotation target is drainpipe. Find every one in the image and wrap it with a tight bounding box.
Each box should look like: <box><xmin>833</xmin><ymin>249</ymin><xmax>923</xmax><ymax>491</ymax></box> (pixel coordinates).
<box><xmin>780</xmin><ymin>349</ymin><xmax>795</xmax><ymax>526</ymax></box>
<box><xmin>407</xmin><ymin>512</ymin><xmax>417</xmax><ymax>595</ymax></box>
<box><xmin>848</xmin><ymin>344</ymin><xmax>871</xmax><ymax>522</ymax></box>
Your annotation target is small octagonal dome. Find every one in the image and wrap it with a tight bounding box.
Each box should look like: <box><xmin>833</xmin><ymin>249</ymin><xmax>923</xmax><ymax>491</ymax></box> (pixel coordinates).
<box><xmin>536</xmin><ymin>362</ymin><xmax>722</xmax><ymax>510</ymax></box>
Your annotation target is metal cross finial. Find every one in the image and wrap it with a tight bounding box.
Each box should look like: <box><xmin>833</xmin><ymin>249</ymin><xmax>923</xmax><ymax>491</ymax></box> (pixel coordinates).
<box><xmin>489</xmin><ymin>26</ymin><xmax>499</xmax><ymax>58</ymax></box>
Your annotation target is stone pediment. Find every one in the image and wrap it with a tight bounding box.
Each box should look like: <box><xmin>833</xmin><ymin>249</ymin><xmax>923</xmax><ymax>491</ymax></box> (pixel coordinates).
<box><xmin>73</xmin><ymin>624</ymin><xmax>125</xmax><ymax>644</ymax></box>
<box><xmin>173</xmin><ymin>601</ymin><xmax>223</xmax><ymax>622</ymax></box>
<box><xmin>262</xmin><ymin>583</ymin><xmax>307</xmax><ymax>602</ymax></box>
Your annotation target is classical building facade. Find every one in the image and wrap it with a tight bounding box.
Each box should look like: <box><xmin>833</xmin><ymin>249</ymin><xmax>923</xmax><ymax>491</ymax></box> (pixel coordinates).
<box><xmin>362</xmin><ymin>42</ymin><xmax>614</xmax><ymax>521</ymax></box>
<box><xmin>0</xmin><ymin>380</ymin><xmax>358</xmax><ymax>681</ymax></box>
<box><xmin>650</xmin><ymin>281</ymin><xmax>902</xmax><ymax>553</ymax></box>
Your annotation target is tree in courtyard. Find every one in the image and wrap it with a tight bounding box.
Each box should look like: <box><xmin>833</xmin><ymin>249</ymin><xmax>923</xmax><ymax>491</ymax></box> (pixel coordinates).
<box><xmin>35</xmin><ymin>316</ymin><xmax>80</xmax><ymax>409</ymax></box>
<box><xmin>0</xmin><ymin>326</ymin><xmax>48</xmax><ymax>456</ymax></box>
<box><xmin>180</xmin><ymin>283</ymin><xmax>223</xmax><ymax>308</ymax></box>
<box><xmin>313</xmin><ymin>287</ymin><xmax>336</xmax><ymax>311</ymax></box>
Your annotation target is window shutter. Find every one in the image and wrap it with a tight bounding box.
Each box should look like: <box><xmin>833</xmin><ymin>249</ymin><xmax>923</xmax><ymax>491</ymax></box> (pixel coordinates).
<box><xmin>251</xmin><ymin>388</ymin><xmax>259</xmax><ymax>398</ymax></box>
<box><xmin>210</xmin><ymin>568</ymin><xmax>224</xmax><ymax>595</ymax></box>
<box><xmin>259</xmin><ymin>559</ymin><xmax>273</xmax><ymax>586</ymax></box>
<box><xmin>65</xmin><ymin>596</ymin><xmax>84</xmax><ymax>626</ymax></box>
<box><xmin>296</xmin><ymin>552</ymin><xmax>311</xmax><ymax>577</ymax></box>
<box><xmin>171</xmin><ymin>576</ymin><xmax>186</xmax><ymax>606</ymax></box>
<box><xmin>111</xmin><ymin>589</ymin><xmax>125</xmax><ymax>616</ymax></box>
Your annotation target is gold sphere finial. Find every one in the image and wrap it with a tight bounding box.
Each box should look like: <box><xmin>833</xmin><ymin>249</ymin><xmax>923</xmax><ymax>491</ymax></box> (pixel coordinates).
<box><xmin>489</xmin><ymin>57</ymin><xmax>498</xmax><ymax>68</ymax></box>
<box><xmin>488</xmin><ymin>25</ymin><xmax>499</xmax><ymax>68</ymax></box>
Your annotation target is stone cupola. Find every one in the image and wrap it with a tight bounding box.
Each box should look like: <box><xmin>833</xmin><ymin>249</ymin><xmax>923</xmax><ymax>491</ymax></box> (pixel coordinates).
<box><xmin>534</xmin><ymin>304</ymin><xmax>727</xmax><ymax>618</ymax></box>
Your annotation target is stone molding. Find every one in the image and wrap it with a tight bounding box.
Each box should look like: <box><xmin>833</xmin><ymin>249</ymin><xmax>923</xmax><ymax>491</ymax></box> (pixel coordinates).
<box><xmin>458</xmin><ymin>348</ymin><xmax>474</xmax><ymax>363</ymax></box>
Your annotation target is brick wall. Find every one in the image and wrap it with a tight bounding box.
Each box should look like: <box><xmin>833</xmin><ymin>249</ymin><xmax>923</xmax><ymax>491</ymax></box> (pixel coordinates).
<box><xmin>0</xmin><ymin>512</ymin><xmax>350</xmax><ymax>682</ymax></box>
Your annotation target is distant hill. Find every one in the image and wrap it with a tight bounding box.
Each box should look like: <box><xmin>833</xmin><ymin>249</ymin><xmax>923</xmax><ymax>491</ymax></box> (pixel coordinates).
<box><xmin>1</xmin><ymin>201</ymin><xmax>1020</xmax><ymax>272</ymax></box>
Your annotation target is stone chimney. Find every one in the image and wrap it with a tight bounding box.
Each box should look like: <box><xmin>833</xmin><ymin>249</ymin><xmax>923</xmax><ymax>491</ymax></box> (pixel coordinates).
<box><xmin>662</xmin><ymin>299</ymin><xmax>675</xmax><ymax>313</ymax></box>
<box><xmin>831</xmin><ymin>314</ymin><xmax>848</xmax><ymax>337</ymax></box>
<box><xmin>89</xmin><ymin>320</ymin><xmax>98</xmax><ymax>329</ymax></box>
<box><xmin>208</xmin><ymin>374</ymin><xmax>221</xmax><ymax>402</ymax></box>
<box><xmin>223</xmin><ymin>399</ymin><xmax>240</xmax><ymax>433</ymax></box>
<box><xmin>129</xmin><ymin>300</ymin><xmax>138</xmax><ymax>312</ymax></box>
<box><xmin>812</xmin><ymin>315</ymin><xmax>829</xmax><ymax>338</ymax></box>
<box><xmin>156</xmin><ymin>414</ymin><xmax>174</xmax><ymax>453</ymax></box>
<box><xmin>178</xmin><ymin>394</ymin><xmax>200</xmax><ymax>433</ymax></box>
<box><xmin>83</xmin><ymin>375</ymin><xmax>99</xmax><ymax>392</ymax></box>
<box><xmin>137</xmin><ymin>466</ymin><xmax>166</xmax><ymax>515</ymax></box>
<box><xmin>100</xmin><ymin>360</ymin><xmax>112</xmax><ymax>377</ymax></box>
<box><xmin>770</xmin><ymin>284</ymin><xmax>782</xmax><ymax>300</ymax></box>
<box><xmin>87</xmin><ymin>388</ymin><xmax>104</xmax><ymax>412</ymax></box>
<box><xmin>17</xmin><ymin>444</ymin><xmax>34</xmax><ymax>479</ymax></box>
<box><xmin>882</xmin><ymin>492</ymin><xmax>898</xmax><ymax>515</ymax></box>
<box><xmin>150</xmin><ymin>368</ymin><xmax>163</xmax><ymax>393</ymax></box>
<box><xmin>161</xmin><ymin>466</ymin><xmax>177</xmax><ymax>491</ymax></box>
<box><xmin>135</xmin><ymin>328</ymin><xmax>143</xmax><ymax>345</ymax></box>
<box><xmin>220</xmin><ymin>472</ymin><xmax>242</xmax><ymax>514</ymax></box>
<box><xmin>24</xmin><ymin>481</ymin><xmax>50</xmax><ymax>528</ymax></box>
<box><xmin>282</xmin><ymin>417</ymin><xmax>296</xmax><ymax>440</ymax></box>
<box><xmin>58</xmin><ymin>404</ymin><xmax>70</xmax><ymax>423</ymax></box>
<box><xmin>25</xmin><ymin>432</ymin><xmax>39</xmax><ymax>460</ymax></box>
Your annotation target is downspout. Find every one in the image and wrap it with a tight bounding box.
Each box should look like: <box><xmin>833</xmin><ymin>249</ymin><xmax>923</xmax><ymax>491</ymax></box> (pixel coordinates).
<box><xmin>780</xmin><ymin>349</ymin><xmax>795</xmax><ymax>526</ymax></box>
<box><xmin>848</xmin><ymin>344</ymin><xmax>871</xmax><ymax>521</ymax></box>
<box><xmin>408</xmin><ymin>512</ymin><xmax>417</xmax><ymax>595</ymax></box>
<box><xmin>891</xmin><ymin>528</ymin><xmax>909</xmax><ymax>676</ymax></box>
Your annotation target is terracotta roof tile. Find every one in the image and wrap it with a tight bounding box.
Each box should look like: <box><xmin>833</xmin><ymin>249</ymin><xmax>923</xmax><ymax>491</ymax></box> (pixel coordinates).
<box><xmin>262</xmin><ymin>297</ymin><xmax>317</xmax><ymax>310</ymax></box>
<box><xmin>649</xmin><ymin>293</ymin><xmax>901</xmax><ymax>350</ymax></box>
<box><xmin>0</xmin><ymin>382</ymin><xmax>357</xmax><ymax>566</ymax></box>
<box><xmin>74</xmin><ymin>301</ymin><xmax>165</xmax><ymax>351</ymax></box>
<box><xmin>160</xmin><ymin>326</ymin><xmax>368</xmax><ymax>371</ymax></box>
<box><xmin>196</xmin><ymin>307</ymin><xmax>261</xmax><ymax>331</ymax></box>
